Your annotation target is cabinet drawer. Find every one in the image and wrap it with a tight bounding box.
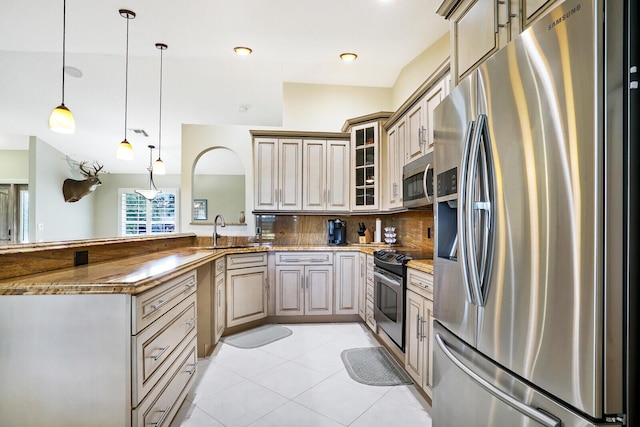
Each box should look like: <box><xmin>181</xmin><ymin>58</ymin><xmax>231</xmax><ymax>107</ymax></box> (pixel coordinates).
<box><xmin>275</xmin><ymin>252</ymin><xmax>333</xmax><ymax>265</ymax></box>
<box><xmin>133</xmin><ymin>337</ymin><xmax>197</xmax><ymax>427</ymax></box>
<box><xmin>366</xmin><ymin>282</ymin><xmax>375</xmax><ymax>302</ymax></box>
<box><xmin>133</xmin><ymin>293</ymin><xmax>197</xmax><ymax>405</ymax></box>
<box><xmin>133</xmin><ymin>271</ymin><xmax>197</xmax><ymax>334</ymax></box>
<box><xmin>226</xmin><ymin>252</ymin><xmax>267</xmax><ymax>269</ymax></box>
<box><xmin>215</xmin><ymin>257</ymin><xmax>226</xmax><ymax>275</ymax></box>
<box><xmin>407</xmin><ymin>268</ymin><xmax>433</xmax><ymax>298</ymax></box>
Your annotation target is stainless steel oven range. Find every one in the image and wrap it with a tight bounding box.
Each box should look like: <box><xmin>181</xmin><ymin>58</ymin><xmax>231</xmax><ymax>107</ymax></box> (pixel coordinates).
<box><xmin>373</xmin><ymin>250</ymin><xmax>415</xmax><ymax>351</ymax></box>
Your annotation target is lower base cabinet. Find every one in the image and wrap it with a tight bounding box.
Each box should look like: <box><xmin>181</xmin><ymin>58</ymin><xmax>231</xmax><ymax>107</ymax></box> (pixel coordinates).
<box><xmin>0</xmin><ymin>270</ymin><xmax>198</xmax><ymax>427</ymax></box>
<box><xmin>226</xmin><ymin>253</ymin><xmax>268</xmax><ymax>327</ymax></box>
<box><xmin>404</xmin><ymin>268</ymin><xmax>434</xmax><ymax>398</ymax></box>
<box><xmin>214</xmin><ymin>257</ymin><xmax>226</xmax><ymax>343</ymax></box>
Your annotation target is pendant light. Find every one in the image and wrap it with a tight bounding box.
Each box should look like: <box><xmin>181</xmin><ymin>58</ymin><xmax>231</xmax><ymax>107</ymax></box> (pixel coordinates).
<box><xmin>116</xmin><ymin>9</ymin><xmax>136</xmax><ymax>160</ymax></box>
<box><xmin>135</xmin><ymin>145</ymin><xmax>161</xmax><ymax>200</ymax></box>
<box><xmin>152</xmin><ymin>43</ymin><xmax>167</xmax><ymax>175</ymax></box>
<box><xmin>49</xmin><ymin>0</ymin><xmax>75</xmax><ymax>134</ymax></box>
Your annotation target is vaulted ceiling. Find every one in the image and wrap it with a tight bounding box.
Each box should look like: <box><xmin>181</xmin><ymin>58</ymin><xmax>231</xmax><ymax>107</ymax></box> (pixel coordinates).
<box><xmin>0</xmin><ymin>0</ymin><xmax>448</xmax><ymax>174</ymax></box>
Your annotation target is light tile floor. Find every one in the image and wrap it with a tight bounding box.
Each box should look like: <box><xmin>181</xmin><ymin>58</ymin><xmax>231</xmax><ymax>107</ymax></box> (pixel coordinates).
<box><xmin>171</xmin><ymin>323</ymin><xmax>432</xmax><ymax>427</ymax></box>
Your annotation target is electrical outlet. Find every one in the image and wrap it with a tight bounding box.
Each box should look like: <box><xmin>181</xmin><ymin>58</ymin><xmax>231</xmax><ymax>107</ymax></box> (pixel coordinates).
<box><xmin>255</xmin><ymin>226</ymin><xmax>261</xmax><ymax>235</ymax></box>
<box><xmin>74</xmin><ymin>250</ymin><xmax>89</xmax><ymax>266</ymax></box>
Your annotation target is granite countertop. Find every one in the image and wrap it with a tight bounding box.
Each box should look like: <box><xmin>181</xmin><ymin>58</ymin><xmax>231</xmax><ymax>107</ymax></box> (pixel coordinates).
<box><xmin>0</xmin><ymin>244</ymin><xmax>432</xmax><ymax>295</ymax></box>
<box><xmin>405</xmin><ymin>259</ymin><xmax>434</xmax><ymax>275</ymax></box>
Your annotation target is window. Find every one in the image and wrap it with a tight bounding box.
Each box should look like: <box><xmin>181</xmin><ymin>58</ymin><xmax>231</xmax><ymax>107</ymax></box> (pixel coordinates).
<box><xmin>119</xmin><ymin>189</ymin><xmax>178</xmax><ymax>236</ymax></box>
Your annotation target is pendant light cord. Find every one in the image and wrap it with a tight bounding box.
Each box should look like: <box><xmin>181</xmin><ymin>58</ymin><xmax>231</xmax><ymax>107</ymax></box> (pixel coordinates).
<box><xmin>61</xmin><ymin>0</ymin><xmax>67</xmax><ymax>105</ymax></box>
<box><xmin>158</xmin><ymin>47</ymin><xmax>163</xmax><ymax>160</ymax></box>
<box><xmin>124</xmin><ymin>13</ymin><xmax>130</xmax><ymax>141</ymax></box>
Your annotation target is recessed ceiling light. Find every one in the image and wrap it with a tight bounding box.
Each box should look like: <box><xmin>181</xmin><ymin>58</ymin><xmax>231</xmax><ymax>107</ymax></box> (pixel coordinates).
<box><xmin>340</xmin><ymin>52</ymin><xmax>358</xmax><ymax>62</ymax></box>
<box><xmin>234</xmin><ymin>46</ymin><xmax>253</xmax><ymax>55</ymax></box>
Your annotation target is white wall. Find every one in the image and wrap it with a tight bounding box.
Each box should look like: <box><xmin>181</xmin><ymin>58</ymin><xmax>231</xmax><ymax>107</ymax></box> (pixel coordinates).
<box><xmin>391</xmin><ymin>33</ymin><xmax>450</xmax><ymax>109</ymax></box>
<box><xmin>29</xmin><ymin>137</ymin><xmax>95</xmax><ymax>242</ymax></box>
<box><xmin>0</xmin><ymin>150</ymin><xmax>28</xmax><ymax>183</ymax></box>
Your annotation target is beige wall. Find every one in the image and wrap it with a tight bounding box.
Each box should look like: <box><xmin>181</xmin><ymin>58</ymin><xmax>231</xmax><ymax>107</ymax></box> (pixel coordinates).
<box><xmin>181</xmin><ymin>35</ymin><xmax>452</xmax><ymax>237</ymax></box>
<box><xmin>282</xmin><ymin>83</ymin><xmax>393</xmax><ymax>132</ymax></box>
<box><xmin>390</xmin><ymin>33</ymin><xmax>450</xmax><ymax>109</ymax></box>
<box><xmin>181</xmin><ymin>125</ymin><xmax>256</xmax><ymax>237</ymax></box>
<box><xmin>0</xmin><ymin>150</ymin><xmax>29</xmax><ymax>183</ymax></box>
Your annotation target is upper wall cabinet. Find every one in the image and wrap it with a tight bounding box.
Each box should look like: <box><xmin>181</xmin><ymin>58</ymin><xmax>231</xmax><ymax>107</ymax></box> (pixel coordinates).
<box><xmin>342</xmin><ymin>112</ymin><xmax>393</xmax><ymax>212</ymax></box>
<box><xmin>252</xmin><ymin>131</ymin><xmax>351</xmax><ymax>214</ymax></box>
<box><xmin>253</xmin><ymin>137</ymin><xmax>303</xmax><ymax>211</ymax></box>
<box><xmin>522</xmin><ymin>0</ymin><xmax>563</xmax><ymax>29</ymax></box>
<box><xmin>302</xmin><ymin>139</ymin><xmax>350</xmax><ymax>211</ymax></box>
<box><xmin>438</xmin><ymin>0</ymin><xmax>562</xmax><ymax>85</ymax></box>
<box><xmin>382</xmin><ymin>61</ymin><xmax>450</xmax><ymax>211</ymax></box>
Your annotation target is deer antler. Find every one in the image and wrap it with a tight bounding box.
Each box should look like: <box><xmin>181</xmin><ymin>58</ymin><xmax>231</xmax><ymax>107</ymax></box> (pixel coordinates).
<box><xmin>78</xmin><ymin>161</ymin><xmax>103</xmax><ymax>177</ymax></box>
<box><xmin>78</xmin><ymin>161</ymin><xmax>92</xmax><ymax>177</ymax></box>
<box><xmin>92</xmin><ymin>163</ymin><xmax>104</xmax><ymax>175</ymax></box>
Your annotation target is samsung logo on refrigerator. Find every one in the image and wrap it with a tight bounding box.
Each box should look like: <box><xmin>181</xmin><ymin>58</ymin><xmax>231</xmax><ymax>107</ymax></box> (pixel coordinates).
<box><xmin>548</xmin><ymin>3</ymin><xmax>582</xmax><ymax>30</ymax></box>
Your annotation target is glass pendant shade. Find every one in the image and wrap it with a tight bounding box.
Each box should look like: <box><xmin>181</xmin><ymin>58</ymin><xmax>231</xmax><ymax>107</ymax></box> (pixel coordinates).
<box><xmin>117</xmin><ymin>139</ymin><xmax>134</xmax><ymax>160</ymax></box>
<box><xmin>135</xmin><ymin>145</ymin><xmax>161</xmax><ymax>200</ymax></box>
<box><xmin>135</xmin><ymin>188</ymin><xmax>160</xmax><ymax>200</ymax></box>
<box><xmin>153</xmin><ymin>158</ymin><xmax>166</xmax><ymax>175</ymax></box>
<box><xmin>117</xmin><ymin>9</ymin><xmax>136</xmax><ymax>160</ymax></box>
<box><xmin>49</xmin><ymin>104</ymin><xmax>75</xmax><ymax>134</ymax></box>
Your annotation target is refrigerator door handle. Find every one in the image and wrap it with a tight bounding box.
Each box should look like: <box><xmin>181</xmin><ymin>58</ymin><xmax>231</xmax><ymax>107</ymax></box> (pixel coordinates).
<box><xmin>435</xmin><ymin>333</ymin><xmax>561</xmax><ymax>427</ymax></box>
<box><xmin>465</xmin><ymin>114</ymin><xmax>495</xmax><ymax>307</ymax></box>
<box><xmin>458</xmin><ymin>120</ymin><xmax>476</xmax><ymax>304</ymax></box>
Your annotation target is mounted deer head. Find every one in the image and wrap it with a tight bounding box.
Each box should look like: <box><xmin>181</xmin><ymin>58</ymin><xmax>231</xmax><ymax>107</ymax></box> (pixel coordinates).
<box><xmin>62</xmin><ymin>162</ymin><xmax>104</xmax><ymax>203</ymax></box>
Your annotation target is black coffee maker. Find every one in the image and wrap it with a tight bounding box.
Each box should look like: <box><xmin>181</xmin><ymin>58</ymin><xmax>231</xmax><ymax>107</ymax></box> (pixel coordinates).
<box><xmin>327</xmin><ymin>219</ymin><xmax>347</xmax><ymax>246</ymax></box>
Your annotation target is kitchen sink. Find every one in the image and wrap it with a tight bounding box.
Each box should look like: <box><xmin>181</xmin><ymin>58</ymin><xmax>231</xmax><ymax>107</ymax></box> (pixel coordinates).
<box><xmin>193</xmin><ymin>243</ymin><xmax>266</xmax><ymax>250</ymax></box>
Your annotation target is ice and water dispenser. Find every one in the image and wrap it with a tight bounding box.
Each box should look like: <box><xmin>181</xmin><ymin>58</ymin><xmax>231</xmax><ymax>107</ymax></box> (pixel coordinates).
<box><xmin>436</xmin><ymin>167</ymin><xmax>458</xmax><ymax>260</ymax></box>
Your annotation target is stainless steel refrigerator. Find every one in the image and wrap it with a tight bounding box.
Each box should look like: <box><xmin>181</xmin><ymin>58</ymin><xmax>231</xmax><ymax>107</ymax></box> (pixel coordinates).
<box><xmin>432</xmin><ymin>0</ymin><xmax>638</xmax><ymax>425</ymax></box>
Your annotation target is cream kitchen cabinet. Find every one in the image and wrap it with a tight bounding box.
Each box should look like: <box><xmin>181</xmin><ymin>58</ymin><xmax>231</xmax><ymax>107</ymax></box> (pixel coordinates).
<box><xmin>0</xmin><ymin>270</ymin><xmax>198</xmax><ymax>427</ymax></box>
<box><xmin>404</xmin><ymin>267</ymin><xmax>434</xmax><ymax>398</ymax></box>
<box><xmin>226</xmin><ymin>252</ymin><xmax>269</xmax><ymax>327</ymax></box>
<box><xmin>342</xmin><ymin>112</ymin><xmax>393</xmax><ymax>212</ymax></box>
<box><xmin>438</xmin><ymin>0</ymin><xmax>518</xmax><ymax>85</ymax></box>
<box><xmin>253</xmin><ymin>138</ymin><xmax>303</xmax><ymax>211</ymax></box>
<box><xmin>383</xmin><ymin>118</ymin><xmax>405</xmax><ymax>210</ymax></box>
<box><xmin>302</xmin><ymin>139</ymin><xmax>350</xmax><ymax>211</ymax></box>
<box><xmin>213</xmin><ymin>256</ymin><xmax>225</xmax><ymax>343</ymax></box>
<box><xmin>365</xmin><ymin>254</ymin><xmax>376</xmax><ymax>331</ymax></box>
<box><xmin>334</xmin><ymin>252</ymin><xmax>359</xmax><ymax>315</ymax></box>
<box><xmin>405</xmin><ymin>77</ymin><xmax>447</xmax><ymax>164</ymax></box>
<box><xmin>358</xmin><ymin>252</ymin><xmax>366</xmax><ymax>320</ymax></box>
<box><xmin>274</xmin><ymin>252</ymin><xmax>334</xmax><ymax>316</ymax></box>
<box><xmin>522</xmin><ymin>0</ymin><xmax>562</xmax><ymax>28</ymax></box>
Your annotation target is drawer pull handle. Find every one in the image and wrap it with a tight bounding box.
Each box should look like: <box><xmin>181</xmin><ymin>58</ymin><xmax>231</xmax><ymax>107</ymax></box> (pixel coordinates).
<box><xmin>150</xmin><ymin>299</ymin><xmax>169</xmax><ymax>311</ymax></box>
<box><xmin>186</xmin><ymin>364</ymin><xmax>197</xmax><ymax>376</ymax></box>
<box><xmin>152</xmin><ymin>346</ymin><xmax>170</xmax><ymax>361</ymax></box>
<box><xmin>186</xmin><ymin>317</ymin><xmax>198</xmax><ymax>327</ymax></box>
<box><xmin>184</xmin><ymin>280</ymin><xmax>196</xmax><ymax>288</ymax></box>
<box><xmin>151</xmin><ymin>405</ymin><xmax>171</xmax><ymax>427</ymax></box>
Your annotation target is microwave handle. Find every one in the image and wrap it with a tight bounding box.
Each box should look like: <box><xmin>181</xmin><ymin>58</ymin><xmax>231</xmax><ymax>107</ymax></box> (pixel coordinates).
<box><xmin>423</xmin><ymin>163</ymin><xmax>431</xmax><ymax>203</ymax></box>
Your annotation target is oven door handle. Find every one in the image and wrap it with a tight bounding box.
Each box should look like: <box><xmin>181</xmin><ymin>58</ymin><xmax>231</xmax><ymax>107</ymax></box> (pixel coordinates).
<box><xmin>373</xmin><ymin>271</ymin><xmax>402</xmax><ymax>288</ymax></box>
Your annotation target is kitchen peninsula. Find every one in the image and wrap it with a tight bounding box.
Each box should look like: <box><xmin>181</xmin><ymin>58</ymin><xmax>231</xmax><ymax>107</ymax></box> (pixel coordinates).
<box><xmin>0</xmin><ymin>232</ymin><xmax>433</xmax><ymax>427</ymax></box>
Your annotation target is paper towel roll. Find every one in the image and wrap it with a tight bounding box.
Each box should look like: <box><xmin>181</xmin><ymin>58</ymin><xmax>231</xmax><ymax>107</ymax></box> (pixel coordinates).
<box><xmin>375</xmin><ymin>218</ymin><xmax>382</xmax><ymax>243</ymax></box>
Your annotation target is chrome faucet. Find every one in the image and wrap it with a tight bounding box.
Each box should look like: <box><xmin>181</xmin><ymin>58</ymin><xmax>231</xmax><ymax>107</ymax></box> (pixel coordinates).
<box><xmin>213</xmin><ymin>214</ymin><xmax>226</xmax><ymax>248</ymax></box>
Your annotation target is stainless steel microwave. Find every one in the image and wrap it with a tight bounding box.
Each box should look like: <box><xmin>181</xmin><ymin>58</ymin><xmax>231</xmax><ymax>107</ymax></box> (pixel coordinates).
<box><xmin>402</xmin><ymin>152</ymin><xmax>434</xmax><ymax>208</ymax></box>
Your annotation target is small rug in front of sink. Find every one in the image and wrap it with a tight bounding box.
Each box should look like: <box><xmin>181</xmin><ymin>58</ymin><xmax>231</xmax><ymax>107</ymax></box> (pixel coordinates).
<box><xmin>341</xmin><ymin>347</ymin><xmax>413</xmax><ymax>386</ymax></box>
<box><xmin>222</xmin><ymin>325</ymin><xmax>292</xmax><ymax>349</ymax></box>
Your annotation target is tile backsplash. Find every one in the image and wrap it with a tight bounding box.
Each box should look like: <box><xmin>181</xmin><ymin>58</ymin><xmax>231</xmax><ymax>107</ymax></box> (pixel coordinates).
<box><xmin>255</xmin><ymin>210</ymin><xmax>434</xmax><ymax>257</ymax></box>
